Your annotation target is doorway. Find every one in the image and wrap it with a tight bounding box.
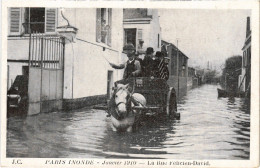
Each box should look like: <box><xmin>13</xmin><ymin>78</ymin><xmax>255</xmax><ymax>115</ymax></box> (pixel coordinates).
<box><xmin>124</xmin><ymin>28</ymin><xmax>137</xmax><ymax>49</ymax></box>
<box><xmin>107</xmin><ymin>71</ymin><xmax>113</xmax><ymax>99</ymax></box>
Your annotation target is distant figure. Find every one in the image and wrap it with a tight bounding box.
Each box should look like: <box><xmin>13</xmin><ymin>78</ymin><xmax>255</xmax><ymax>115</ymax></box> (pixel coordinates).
<box><xmin>135</xmin><ymin>51</ymin><xmax>143</xmax><ymax>66</ymax></box>
<box><xmin>109</xmin><ymin>43</ymin><xmax>141</xmax><ymax>80</ymax></box>
<box><xmin>142</xmin><ymin>47</ymin><xmax>156</xmax><ymax>77</ymax></box>
<box><xmin>154</xmin><ymin>51</ymin><xmax>169</xmax><ymax>80</ymax></box>
<box><xmin>137</xmin><ymin>40</ymin><xmax>145</xmax><ymax>54</ymax></box>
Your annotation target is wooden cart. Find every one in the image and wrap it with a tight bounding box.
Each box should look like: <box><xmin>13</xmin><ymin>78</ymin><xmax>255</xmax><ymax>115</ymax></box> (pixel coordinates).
<box><xmin>115</xmin><ymin>77</ymin><xmax>179</xmax><ymax>119</ymax></box>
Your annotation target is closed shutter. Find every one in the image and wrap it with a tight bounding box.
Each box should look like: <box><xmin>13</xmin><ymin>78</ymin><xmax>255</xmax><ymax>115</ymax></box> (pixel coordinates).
<box><xmin>9</xmin><ymin>8</ymin><xmax>21</xmax><ymax>35</ymax></box>
<box><xmin>45</xmin><ymin>8</ymin><xmax>56</xmax><ymax>33</ymax></box>
<box><xmin>96</xmin><ymin>9</ymin><xmax>101</xmax><ymax>43</ymax></box>
<box><xmin>137</xmin><ymin>29</ymin><xmax>142</xmax><ymax>40</ymax></box>
<box><xmin>107</xmin><ymin>9</ymin><xmax>112</xmax><ymax>46</ymax></box>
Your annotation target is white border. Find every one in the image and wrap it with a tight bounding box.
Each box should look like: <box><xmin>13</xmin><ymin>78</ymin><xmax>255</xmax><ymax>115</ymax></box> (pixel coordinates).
<box><xmin>1</xmin><ymin>0</ymin><xmax>259</xmax><ymax>168</ymax></box>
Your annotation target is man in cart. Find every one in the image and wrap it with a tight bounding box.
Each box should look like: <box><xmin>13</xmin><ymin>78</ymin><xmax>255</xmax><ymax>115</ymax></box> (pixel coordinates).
<box><xmin>109</xmin><ymin>43</ymin><xmax>142</xmax><ymax>81</ymax></box>
<box><xmin>107</xmin><ymin>43</ymin><xmax>142</xmax><ymax>117</ymax></box>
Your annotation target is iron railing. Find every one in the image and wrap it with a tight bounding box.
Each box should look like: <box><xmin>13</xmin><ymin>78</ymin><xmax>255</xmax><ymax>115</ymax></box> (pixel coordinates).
<box><xmin>29</xmin><ymin>33</ymin><xmax>65</xmax><ymax>69</ymax></box>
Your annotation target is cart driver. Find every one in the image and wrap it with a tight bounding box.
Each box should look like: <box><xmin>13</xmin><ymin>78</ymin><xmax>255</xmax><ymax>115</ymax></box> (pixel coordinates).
<box><xmin>109</xmin><ymin>43</ymin><xmax>141</xmax><ymax>80</ymax></box>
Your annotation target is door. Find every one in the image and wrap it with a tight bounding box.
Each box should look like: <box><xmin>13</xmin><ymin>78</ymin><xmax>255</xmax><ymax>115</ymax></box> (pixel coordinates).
<box><xmin>28</xmin><ymin>34</ymin><xmax>65</xmax><ymax>115</ymax></box>
<box><xmin>107</xmin><ymin>71</ymin><xmax>113</xmax><ymax>99</ymax></box>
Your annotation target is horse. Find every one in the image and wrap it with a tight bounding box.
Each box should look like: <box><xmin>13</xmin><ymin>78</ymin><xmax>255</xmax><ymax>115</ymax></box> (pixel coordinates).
<box><xmin>108</xmin><ymin>83</ymin><xmax>146</xmax><ymax>132</ymax></box>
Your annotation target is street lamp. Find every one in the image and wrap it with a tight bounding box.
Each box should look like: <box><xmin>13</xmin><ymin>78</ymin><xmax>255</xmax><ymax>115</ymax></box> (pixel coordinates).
<box><xmin>182</xmin><ymin>64</ymin><xmax>186</xmax><ymax>76</ymax></box>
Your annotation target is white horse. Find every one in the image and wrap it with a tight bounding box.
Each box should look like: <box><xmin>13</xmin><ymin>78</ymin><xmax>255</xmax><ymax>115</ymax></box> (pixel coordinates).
<box><xmin>108</xmin><ymin>83</ymin><xmax>146</xmax><ymax>132</ymax></box>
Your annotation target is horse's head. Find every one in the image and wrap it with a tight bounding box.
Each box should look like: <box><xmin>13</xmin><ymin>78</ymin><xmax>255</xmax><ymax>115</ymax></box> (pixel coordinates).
<box><xmin>113</xmin><ymin>83</ymin><xmax>131</xmax><ymax>119</ymax></box>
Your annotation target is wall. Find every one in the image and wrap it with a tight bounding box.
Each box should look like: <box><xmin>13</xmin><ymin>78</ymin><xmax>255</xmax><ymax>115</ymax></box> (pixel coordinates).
<box><xmin>8</xmin><ymin>38</ymin><xmax>30</xmax><ymax>60</ymax></box>
<box><xmin>61</xmin><ymin>8</ymin><xmax>124</xmax><ymax>99</ymax></box>
<box><xmin>192</xmin><ymin>77</ymin><xmax>199</xmax><ymax>87</ymax></box>
<box><xmin>123</xmin><ymin>9</ymin><xmax>161</xmax><ymax>52</ymax></box>
<box><xmin>7</xmin><ymin>38</ymin><xmax>30</xmax><ymax>89</ymax></box>
<box><xmin>167</xmin><ymin>76</ymin><xmax>188</xmax><ymax>97</ymax></box>
<box><xmin>149</xmin><ymin>9</ymin><xmax>161</xmax><ymax>52</ymax></box>
<box><xmin>187</xmin><ymin>77</ymin><xmax>193</xmax><ymax>90</ymax></box>
<box><xmin>7</xmin><ymin>62</ymin><xmax>28</xmax><ymax>89</ymax></box>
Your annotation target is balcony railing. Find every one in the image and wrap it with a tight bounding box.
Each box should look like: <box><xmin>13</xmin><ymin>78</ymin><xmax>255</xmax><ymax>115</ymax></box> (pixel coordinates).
<box><xmin>22</xmin><ymin>22</ymin><xmax>45</xmax><ymax>34</ymax></box>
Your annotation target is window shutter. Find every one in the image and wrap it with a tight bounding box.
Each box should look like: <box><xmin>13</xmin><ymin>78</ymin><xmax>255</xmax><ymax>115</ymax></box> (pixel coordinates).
<box><xmin>45</xmin><ymin>8</ymin><xmax>56</xmax><ymax>33</ymax></box>
<box><xmin>107</xmin><ymin>9</ymin><xmax>112</xmax><ymax>46</ymax></box>
<box><xmin>9</xmin><ymin>8</ymin><xmax>21</xmax><ymax>35</ymax></box>
<box><xmin>96</xmin><ymin>9</ymin><xmax>102</xmax><ymax>43</ymax></box>
<box><xmin>137</xmin><ymin>29</ymin><xmax>142</xmax><ymax>40</ymax></box>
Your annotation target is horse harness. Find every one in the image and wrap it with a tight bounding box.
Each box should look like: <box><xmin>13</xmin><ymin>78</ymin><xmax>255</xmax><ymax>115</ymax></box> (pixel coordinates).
<box><xmin>108</xmin><ymin>85</ymin><xmax>138</xmax><ymax>120</ymax></box>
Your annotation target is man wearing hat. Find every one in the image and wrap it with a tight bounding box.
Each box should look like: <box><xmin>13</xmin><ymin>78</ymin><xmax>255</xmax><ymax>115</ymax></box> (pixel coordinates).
<box><xmin>109</xmin><ymin>43</ymin><xmax>141</xmax><ymax>80</ymax></box>
<box><xmin>154</xmin><ymin>51</ymin><xmax>169</xmax><ymax>80</ymax></box>
<box><xmin>142</xmin><ymin>47</ymin><xmax>156</xmax><ymax>77</ymax></box>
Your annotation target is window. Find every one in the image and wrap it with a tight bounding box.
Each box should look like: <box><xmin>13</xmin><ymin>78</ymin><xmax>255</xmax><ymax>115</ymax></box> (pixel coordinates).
<box><xmin>124</xmin><ymin>28</ymin><xmax>136</xmax><ymax>50</ymax></box>
<box><xmin>9</xmin><ymin>7</ymin><xmax>56</xmax><ymax>35</ymax></box>
<box><xmin>24</xmin><ymin>8</ymin><xmax>45</xmax><ymax>33</ymax></box>
<box><xmin>96</xmin><ymin>8</ymin><xmax>112</xmax><ymax>46</ymax></box>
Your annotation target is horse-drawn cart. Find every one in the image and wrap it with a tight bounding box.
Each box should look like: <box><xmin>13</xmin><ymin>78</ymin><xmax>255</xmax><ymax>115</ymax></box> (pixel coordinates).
<box><xmin>93</xmin><ymin>77</ymin><xmax>179</xmax><ymax>132</ymax></box>
<box><xmin>111</xmin><ymin>77</ymin><xmax>179</xmax><ymax>119</ymax></box>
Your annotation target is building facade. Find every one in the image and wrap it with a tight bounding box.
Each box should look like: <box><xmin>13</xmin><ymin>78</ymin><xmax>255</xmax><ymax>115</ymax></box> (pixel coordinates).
<box><xmin>123</xmin><ymin>9</ymin><xmax>161</xmax><ymax>56</ymax></box>
<box><xmin>238</xmin><ymin>17</ymin><xmax>251</xmax><ymax>93</ymax></box>
<box><xmin>161</xmin><ymin>40</ymin><xmax>189</xmax><ymax>96</ymax></box>
<box><xmin>7</xmin><ymin>7</ymin><xmax>125</xmax><ymax>115</ymax></box>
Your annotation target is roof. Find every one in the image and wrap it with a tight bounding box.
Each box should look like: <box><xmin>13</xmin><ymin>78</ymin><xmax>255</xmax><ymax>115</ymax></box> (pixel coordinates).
<box><xmin>161</xmin><ymin>40</ymin><xmax>189</xmax><ymax>59</ymax></box>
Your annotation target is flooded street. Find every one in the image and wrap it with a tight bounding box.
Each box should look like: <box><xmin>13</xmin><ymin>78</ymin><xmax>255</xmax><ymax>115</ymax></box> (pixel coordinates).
<box><xmin>7</xmin><ymin>84</ymin><xmax>250</xmax><ymax>159</ymax></box>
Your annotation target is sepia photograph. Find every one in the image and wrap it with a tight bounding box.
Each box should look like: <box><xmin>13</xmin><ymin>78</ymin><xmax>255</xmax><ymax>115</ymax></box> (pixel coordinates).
<box><xmin>1</xmin><ymin>1</ymin><xmax>259</xmax><ymax>167</ymax></box>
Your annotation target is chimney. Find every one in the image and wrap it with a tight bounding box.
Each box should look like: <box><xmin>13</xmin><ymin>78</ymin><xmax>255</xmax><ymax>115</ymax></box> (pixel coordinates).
<box><xmin>246</xmin><ymin>17</ymin><xmax>250</xmax><ymax>37</ymax></box>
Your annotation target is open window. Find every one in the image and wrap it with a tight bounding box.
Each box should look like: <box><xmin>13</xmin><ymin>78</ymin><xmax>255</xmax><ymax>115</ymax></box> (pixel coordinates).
<box><xmin>124</xmin><ymin>28</ymin><xmax>136</xmax><ymax>50</ymax></box>
<box><xmin>96</xmin><ymin>8</ymin><xmax>112</xmax><ymax>46</ymax></box>
<box><xmin>23</xmin><ymin>8</ymin><xmax>45</xmax><ymax>33</ymax></box>
<box><xmin>9</xmin><ymin>7</ymin><xmax>57</xmax><ymax>35</ymax></box>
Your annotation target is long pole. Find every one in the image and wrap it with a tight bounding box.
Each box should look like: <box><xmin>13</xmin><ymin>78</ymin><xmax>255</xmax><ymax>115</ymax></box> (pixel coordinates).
<box><xmin>40</xmin><ymin>34</ymin><xmax>44</xmax><ymax>113</ymax></box>
<box><xmin>177</xmin><ymin>39</ymin><xmax>179</xmax><ymax>98</ymax></box>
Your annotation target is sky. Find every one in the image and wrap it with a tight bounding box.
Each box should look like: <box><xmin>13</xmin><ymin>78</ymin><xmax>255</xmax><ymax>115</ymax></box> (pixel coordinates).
<box><xmin>158</xmin><ymin>9</ymin><xmax>251</xmax><ymax>71</ymax></box>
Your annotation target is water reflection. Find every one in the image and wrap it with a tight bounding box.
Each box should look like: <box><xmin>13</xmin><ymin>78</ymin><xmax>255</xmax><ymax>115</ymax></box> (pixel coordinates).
<box><xmin>7</xmin><ymin>84</ymin><xmax>250</xmax><ymax>159</ymax></box>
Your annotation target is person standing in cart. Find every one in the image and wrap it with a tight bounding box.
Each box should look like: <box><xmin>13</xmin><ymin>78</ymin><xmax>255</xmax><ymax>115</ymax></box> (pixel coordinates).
<box><xmin>142</xmin><ymin>47</ymin><xmax>156</xmax><ymax>77</ymax></box>
<box><xmin>154</xmin><ymin>51</ymin><xmax>169</xmax><ymax>80</ymax></box>
<box><xmin>109</xmin><ymin>43</ymin><xmax>142</xmax><ymax>81</ymax></box>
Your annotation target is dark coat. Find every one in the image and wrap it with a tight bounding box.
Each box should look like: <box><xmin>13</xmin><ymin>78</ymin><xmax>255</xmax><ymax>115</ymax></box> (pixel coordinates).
<box><xmin>142</xmin><ymin>56</ymin><xmax>156</xmax><ymax>77</ymax></box>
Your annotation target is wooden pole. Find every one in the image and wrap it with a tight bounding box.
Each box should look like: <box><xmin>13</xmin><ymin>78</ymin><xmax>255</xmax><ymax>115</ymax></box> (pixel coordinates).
<box><xmin>177</xmin><ymin>39</ymin><xmax>179</xmax><ymax>98</ymax></box>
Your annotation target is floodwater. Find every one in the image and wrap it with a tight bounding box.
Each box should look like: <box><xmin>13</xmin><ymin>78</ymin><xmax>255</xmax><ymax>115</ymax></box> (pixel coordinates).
<box><xmin>7</xmin><ymin>84</ymin><xmax>250</xmax><ymax>159</ymax></box>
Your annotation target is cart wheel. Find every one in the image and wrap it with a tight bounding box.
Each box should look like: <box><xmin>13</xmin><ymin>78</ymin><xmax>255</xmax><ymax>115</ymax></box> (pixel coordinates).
<box><xmin>166</xmin><ymin>88</ymin><xmax>179</xmax><ymax>119</ymax></box>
